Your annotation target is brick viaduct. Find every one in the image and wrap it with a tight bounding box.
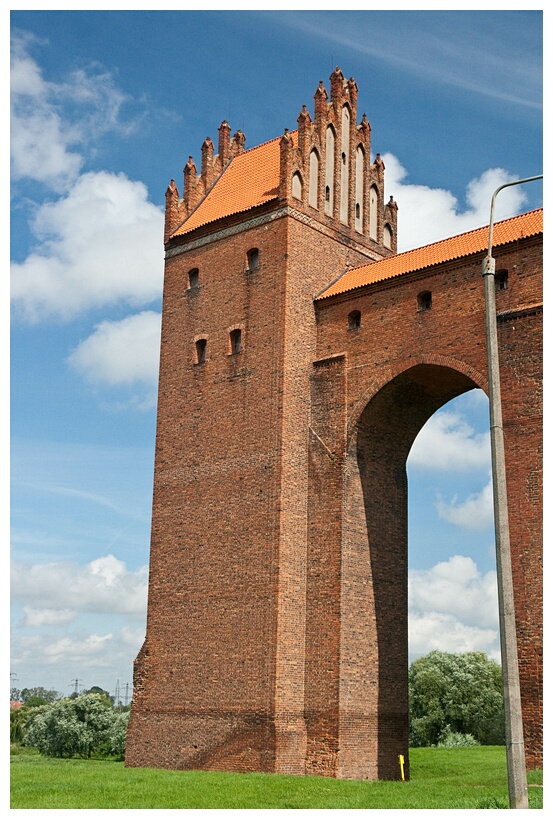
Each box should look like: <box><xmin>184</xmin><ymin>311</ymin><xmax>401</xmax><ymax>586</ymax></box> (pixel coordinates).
<box><xmin>125</xmin><ymin>69</ymin><xmax>542</xmax><ymax>780</ymax></box>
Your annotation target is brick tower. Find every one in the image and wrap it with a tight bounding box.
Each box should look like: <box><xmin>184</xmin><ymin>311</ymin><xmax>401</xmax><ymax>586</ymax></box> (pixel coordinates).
<box><xmin>125</xmin><ymin>68</ymin><xmax>542</xmax><ymax>779</ymax></box>
<box><xmin>125</xmin><ymin>68</ymin><xmax>399</xmax><ymax>775</ymax></box>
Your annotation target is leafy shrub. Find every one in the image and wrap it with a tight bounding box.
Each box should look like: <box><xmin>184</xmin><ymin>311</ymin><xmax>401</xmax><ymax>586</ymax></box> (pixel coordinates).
<box><xmin>108</xmin><ymin>711</ymin><xmax>130</xmax><ymax>758</ymax></box>
<box><xmin>434</xmin><ymin>725</ymin><xmax>480</xmax><ymax>747</ymax></box>
<box><xmin>10</xmin><ymin>704</ymin><xmax>46</xmax><ymax>744</ymax></box>
<box><xmin>24</xmin><ymin>693</ymin><xmax>116</xmax><ymax>758</ymax></box>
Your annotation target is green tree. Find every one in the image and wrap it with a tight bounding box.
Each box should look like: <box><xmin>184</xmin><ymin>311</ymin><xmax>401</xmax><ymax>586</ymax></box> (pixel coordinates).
<box><xmin>20</xmin><ymin>687</ymin><xmax>61</xmax><ymax>705</ymax></box>
<box><xmin>24</xmin><ymin>693</ymin><xmax>113</xmax><ymax>758</ymax></box>
<box><xmin>83</xmin><ymin>685</ymin><xmax>114</xmax><ymax>705</ymax></box>
<box><xmin>22</xmin><ymin>695</ymin><xmax>49</xmax><ymax>708</ymax></box>
<box><xmin>108</xmin><ymin>711</ymin><xmax>130</xmax><ymax>758</ymax></box>
<box><xmin>10</xmin><ymin>703</ymin><xmax>45</xmax><ymax>744</ymax></box>
<box><xmin>409</xmin><ymin>651</ymin><xmax>505</xmax><ymax>747</ymax></box>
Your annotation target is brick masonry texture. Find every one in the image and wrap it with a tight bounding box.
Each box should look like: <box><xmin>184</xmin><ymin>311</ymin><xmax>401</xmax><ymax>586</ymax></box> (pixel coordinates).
<box><xmin>125</xmin><ymin>70</ymin><xmax>542</xmax><ymax>779</ymax></box>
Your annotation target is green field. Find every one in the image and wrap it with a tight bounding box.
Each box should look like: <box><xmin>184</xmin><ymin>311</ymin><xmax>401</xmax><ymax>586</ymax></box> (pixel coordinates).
<box><xmin>10</xmin><ymin>746</ymin><xmax>543</xmax><ymax>809</ymax></box>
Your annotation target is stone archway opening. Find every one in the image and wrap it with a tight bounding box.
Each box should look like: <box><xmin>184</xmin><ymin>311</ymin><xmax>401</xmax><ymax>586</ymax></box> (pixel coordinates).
<box><xmin>338</xmin><ymin>363</ymin><xmax>484</xmax><ymax>780</ymax></box>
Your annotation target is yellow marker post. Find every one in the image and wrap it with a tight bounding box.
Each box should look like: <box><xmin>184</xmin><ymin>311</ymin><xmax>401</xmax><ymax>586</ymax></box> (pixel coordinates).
<box><xmin>398</xmin><ymin>754</ymin><xmax>405</xmax><ymax>782</ymax></box>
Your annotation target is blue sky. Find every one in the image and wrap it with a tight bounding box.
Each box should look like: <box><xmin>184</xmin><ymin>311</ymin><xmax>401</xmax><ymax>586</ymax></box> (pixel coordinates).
<box><xmin>9</xmin><ymin>6</ymin><xmax>543</xmax><ymax>700</ymax></box>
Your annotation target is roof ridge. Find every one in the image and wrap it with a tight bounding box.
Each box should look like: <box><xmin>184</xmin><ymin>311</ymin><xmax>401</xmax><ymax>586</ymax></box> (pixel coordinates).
<box><xmin>240</xmin><ymin>129</ymin><xmax>299</xmax><ymax>155</ymax></box>
<box><xmin>356</xmin><ymin>207</ymin><xmax>544</xmax><ymax>271</ymax></box>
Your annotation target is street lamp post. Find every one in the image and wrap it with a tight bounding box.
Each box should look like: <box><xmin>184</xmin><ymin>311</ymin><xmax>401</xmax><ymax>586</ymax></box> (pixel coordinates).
<box><xmin>483</xmin><ymin>175</ymin><xmax>542</xmax><ymax>809</ymax></box>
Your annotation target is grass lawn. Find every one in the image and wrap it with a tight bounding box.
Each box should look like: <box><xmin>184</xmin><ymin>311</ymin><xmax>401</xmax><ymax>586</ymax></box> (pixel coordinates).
<box><xmin>10</xmin><ymin>745</ymin><xmax>543</xmax><ymax>809</ymax></box>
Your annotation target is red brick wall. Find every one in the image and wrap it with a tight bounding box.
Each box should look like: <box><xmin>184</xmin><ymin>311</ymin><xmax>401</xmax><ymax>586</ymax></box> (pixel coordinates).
<box><xmin>126</xmin><ymin>205</ymin><xmax>542</xmax><ymax>776</ymax></box>
<box><xmin>311</xmin><ymin>235</ymin><xmax>542</xmax><ymax>774</ymax></box>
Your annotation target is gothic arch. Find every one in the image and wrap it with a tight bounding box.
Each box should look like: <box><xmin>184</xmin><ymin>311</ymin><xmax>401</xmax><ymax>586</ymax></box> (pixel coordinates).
<box><xmin>308</xmin><ymin>149</ymin><xmax>320</xmax><ymax>208</ymax></box>
<box><xmin>369</xmin><ymin>184</ymin><xmax>379</xmax><ymax>240</ymax></box>
<box><xmin>355</xmin><ymin>144</ymin><xmax>365</xmax><ymax>233</ymax></box>
<box><xmin>340</xmin><ymin>105</ymin><xmax>352</xmax><ymax>223</ymax></box>
<box><xmin>291</xmin><ymin>170</ymin><xmax>303</xmax><ymax>200</ymax></box>
<box><xmin>324</xmin><ymin>124</ymin><xmax>337</xmax><ymax>216</ymax></box>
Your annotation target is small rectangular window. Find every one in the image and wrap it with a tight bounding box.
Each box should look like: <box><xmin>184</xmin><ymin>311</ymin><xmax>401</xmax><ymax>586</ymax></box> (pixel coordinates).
<box><xmin>230</xmin><ymin>329</ymin><xmax>242</xmax><ymax>355</ymax></box>
<box><xmin>496</xmin><ymin>271</ymin><xmax>508</xmax><ymax>291</ymax></box>
<box><xmin>417</xmin><ymin>291</ymin><xmax>432</xmax><ymax>312</ymax></box>
<box><xmin>348</xmin><ymin>310</ymin><xmax>361</xmax><ymax>330</ymax></box>
<box><xmin>195</xmin><ymin>339</ymin><xmax>207</xmax><ymax>365</ymax></box>
<box><xmin>246</xmin><ymin>249</ymin><xmax>259</xmax><ymax>272</ymax></box>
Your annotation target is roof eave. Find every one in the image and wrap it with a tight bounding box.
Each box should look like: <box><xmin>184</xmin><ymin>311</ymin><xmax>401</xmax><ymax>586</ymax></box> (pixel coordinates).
<box><xmin>316</xmin><ymin>227</ymin><xmax>543</xmax><ymax>302</ymax></box>
<box><xmin>165</xmin><ymin>196</ymin><xmax>282</xmax><ymax>251</ymax></box>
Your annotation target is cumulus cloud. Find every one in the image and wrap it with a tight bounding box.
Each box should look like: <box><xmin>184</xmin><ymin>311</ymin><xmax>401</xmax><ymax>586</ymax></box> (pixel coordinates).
<box><xmin>10</xmin><ymin>171</ymin><xmax>164</xmax><ymax>322</ymax></box>
<box><xmin>409</xmin><ymin>611</ymin><xmax>500</xmax><ymax>664</ymax></box>
<box><xmin>409</xmin><ymin>407</ymin><xmax>491</xmax><ymax>471</ymax></box>
<box><xmin>383</xmin><ymin>154</ymin><xmax>528</xmax><ymax>251</ymax></box>
<box><xmin>11</xmin><ymin>32</ymin><xmax>83</xmax><ymax>191</ymax></box>
<box><xmin>67</xmin><ymin>310</ymin><xmax>161</xmax><ymax>388</ymax></box>
<box><xmin>21</xmin><ymin>607</ymin><xmax>76</xmax><ymax>628</ymax></box>
<box><xmin>11</xmin><ymin>555</ymin><xmax>148</xmax><ymax>617</ymax></box>
<box><xmin>10</xmin><ymin>548</ymin><xmax>502</xmax><ymax>690</ymax></box>
<box><xmin>11</xmin><ymin>30</ymin><xmax>139</xmax><ymax>192</ymax></box>
<box><xmin>436</xmin><ymin>475</ymin><xmax>494</xmax><ymax>531</ymax></box>
<box><xmin>409</xmin><ymin>555</ymin><xmax>499</xmax><ymax>662</ymax></box>
<box><xmin>41</xmin><ymin>633</ymin><xmax>114</xmax><ymax>665</ymax></box>
<box><xmin>410</xmin><ymin>554</ymin><xmax>498</xmax><ymax>628</ymax></box>
<box><xmin>10</xmin><ymin>34</ymin><xmax>163</xmax><ymax>327</ymax></box>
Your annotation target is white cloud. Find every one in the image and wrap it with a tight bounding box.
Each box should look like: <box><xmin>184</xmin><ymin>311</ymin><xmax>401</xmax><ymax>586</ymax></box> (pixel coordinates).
<box><xmin>11</xmin><ymin>171</ymin><xmax>164</xmax><ymax>322</ymax></box>
<box><xmin>10</xmin><ymin>32</ymin><xmax>83</xmax><ymax>191</ymax></box>
<box><xmin>410</xmin><ymin>555</ymin><xmax>498</xmax><ymax>628</ymax></box>
<box><xmin>10</xmin><ymin>31</ymin><xmax>138</xmax><ymax>193</ymax></box>
<box><xmin>42</xmin><ymin>633</ymin><xmax>114</xmax><ymax>664</ymax></box>
<box><xmin>409</xmin><ymin>611</ymin><xmax>500</xmax><ymax>664</ymax></box>
<box><xmin>436</xmin><ymin>476</ymin><xmax>494</xmax><ymax>531</ymax></box>
<box><xmin>21</xmin><ymin>607</ymin><xmax>76</xmax><ymax>628</ymax></box>
<box><xmin>409</xmin><ymin>555</ymin><xmax>499</xmax><ymax>662</ymax></box>
<box><xmin>67</xmin><ymin>311</ymin><xmax>161</xmax><ymax>388</ymax></box>
<box><xmin>11</xmin><ymin>555</ymin><xmax>148</xmax><ymax>617</ymax></box>
<box><xmin>383</xmin><ymin>154</ymin><xmax>528</xmax><ymax>251</ymax></box>
<box><xmin>10</xmin><ymin>35</ymin><xmax>163</xmax><ymax>324</ymax></box>
<box><xmin>409</xmin><ymin>407</ymin><xmax>491</xmax><ymax>471</ymax></box>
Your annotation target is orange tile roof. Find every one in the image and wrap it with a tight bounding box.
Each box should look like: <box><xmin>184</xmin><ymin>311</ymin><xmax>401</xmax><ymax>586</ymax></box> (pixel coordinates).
<box><xmin>317</xmin><ymin>208</ymin><xmax>543</xmax><ymax>300</ymax></box>
<box><xmin>172</xmin><ymin>135</ymin><xmax>284</xmax><ymax>237</ymax></box>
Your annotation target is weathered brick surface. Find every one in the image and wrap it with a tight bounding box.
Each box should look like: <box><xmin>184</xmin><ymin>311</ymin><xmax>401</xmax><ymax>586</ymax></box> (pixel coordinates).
<box><xmin>125</xmin><ymin>72</ymin><xmax>542</xmax><ymax>778</ymax></box>
<box><xmin>310</xmin><ymin>239</ymin><xmax>542</xmax><ymax>775</ymax></box>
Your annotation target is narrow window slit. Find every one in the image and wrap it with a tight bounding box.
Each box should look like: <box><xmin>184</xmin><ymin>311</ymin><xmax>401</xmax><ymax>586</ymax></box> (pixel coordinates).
<box><xmin>195</xmin><ymin>338</ymin><xmax>207</xmax><ymax>365</ymax></box>
<box><xmin>230</xmin><ymin>329</ymin><xmax>242</xmax><ymax>355</ymax></box>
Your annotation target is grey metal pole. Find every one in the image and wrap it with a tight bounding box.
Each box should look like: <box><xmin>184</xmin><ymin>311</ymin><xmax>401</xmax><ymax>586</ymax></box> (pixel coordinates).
<box><xmin>483</xmin><ymin>175</ymin><xmax>542</xmax><ymax>809</ymax></box>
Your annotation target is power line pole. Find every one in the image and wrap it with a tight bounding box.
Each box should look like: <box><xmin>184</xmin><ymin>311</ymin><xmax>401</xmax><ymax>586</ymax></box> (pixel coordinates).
<box><xmin>70</xmin><ymin>678</ymin><xmax>82</xmax><ymax>696</ymax></box>
<box><xmin>10</xmin><ymin>673</ymin><xmax>18</xmax><ymax>700</ymax></box>
<box><xmin>483</xmin><ymin>175</ymin><xmax>542</xmax><ymax>809</ymax></box>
